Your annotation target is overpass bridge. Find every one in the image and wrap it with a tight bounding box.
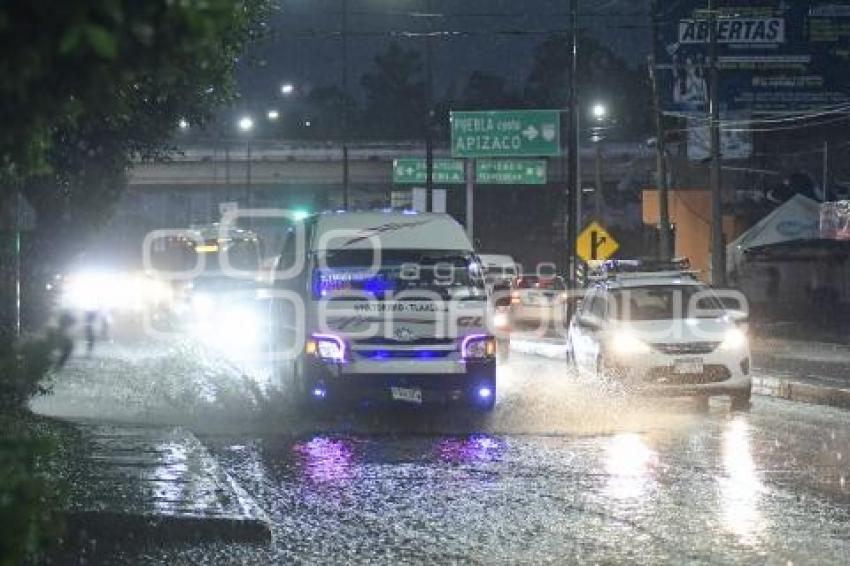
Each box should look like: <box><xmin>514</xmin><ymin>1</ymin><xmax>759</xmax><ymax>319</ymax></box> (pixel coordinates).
<box><xmin>113</xmin><ymin>140</ymin><xmax>654</xmax><ymax>265</ymax></box>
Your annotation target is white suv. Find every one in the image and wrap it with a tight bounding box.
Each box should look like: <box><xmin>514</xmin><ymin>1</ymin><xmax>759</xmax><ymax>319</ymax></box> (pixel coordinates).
<box><xmin>567</xmin><ymin>270</ymin><xmax>752</xmax><ymax>411</ymax></box>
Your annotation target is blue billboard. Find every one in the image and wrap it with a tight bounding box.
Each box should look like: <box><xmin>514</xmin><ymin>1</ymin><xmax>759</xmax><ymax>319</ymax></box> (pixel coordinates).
<box><xmin>654</xmin><ymin>1</ymin><xmax>850</xmax><ymax>114</ymax></box>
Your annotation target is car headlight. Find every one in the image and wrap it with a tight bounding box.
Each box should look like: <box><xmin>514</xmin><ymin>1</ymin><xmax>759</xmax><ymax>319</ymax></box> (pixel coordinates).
<box><xmin>720</xmin><ymin>327</ymin><xmax>748</xmax><ymax>350</ymax></box>
<box><xmin>462</xmin><ymin>334</ymin><xmax>497</xmax><ymax>359</ymax></box>
<box><xmin>307</xmin><ymin>334</ymin><xmax>347</xmax><ymax>362</ymax></box>
<box><xmin>610</xmin><ymin>330</ymin><xmax>650</xmax><ymax>355</ymax></box>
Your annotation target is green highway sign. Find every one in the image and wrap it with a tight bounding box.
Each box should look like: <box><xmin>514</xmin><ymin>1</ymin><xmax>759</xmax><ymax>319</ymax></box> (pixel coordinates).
<box><xmin>451</xmin><ymin>110</ymin><xmax>560</xmax><ymax>157</ymax></box>
<box><xmin>393</xmin><ymin>158</ymin><xmax>465</xmax><ymax>184</ymax></box>
<box><xmin>476</xmin><ymin>159</ymin><xmax>547</xmax><ymax>185</ymax></box>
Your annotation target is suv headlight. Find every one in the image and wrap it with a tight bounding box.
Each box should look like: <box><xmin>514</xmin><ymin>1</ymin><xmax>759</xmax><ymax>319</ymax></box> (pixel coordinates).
<box><xmin>720</xmin><ymin>327</ymin><xmax>748</xmax><ymax>350</ymax></box>
<box><xmin>306</xmin><ymin>334</ymin><xmax>347</xmax><ymax>362</ymax></box>
<box><xmin>610</xmin><ymin>330</ymin><xmax>650</xmax><ymax>355</ymax></box>
<box><xmin>462</xmin><ymin>334</ymin><xmax>497</xmax><ymax>359</ymax></box>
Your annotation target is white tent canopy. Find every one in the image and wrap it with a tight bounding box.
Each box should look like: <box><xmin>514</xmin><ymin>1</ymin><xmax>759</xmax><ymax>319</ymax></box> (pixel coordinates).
<box><xmin>727</xmin><ymin>194</ymin><xmax>821</xmax><ymax>273</ymax></box>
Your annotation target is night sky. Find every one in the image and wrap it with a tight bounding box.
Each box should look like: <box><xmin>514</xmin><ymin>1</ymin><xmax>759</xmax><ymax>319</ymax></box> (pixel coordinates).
<box><xmin>234</xmin><ymin>0</ymin><xmax>652</xmax><ymax>114</ymax></box>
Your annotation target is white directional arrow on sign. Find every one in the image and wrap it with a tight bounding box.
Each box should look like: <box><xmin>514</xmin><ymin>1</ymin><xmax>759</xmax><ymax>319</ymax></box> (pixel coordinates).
<box><xmin>522</xmin><ymin>125</ymin><xmax>539</xmax><ymax>140</ymax></box>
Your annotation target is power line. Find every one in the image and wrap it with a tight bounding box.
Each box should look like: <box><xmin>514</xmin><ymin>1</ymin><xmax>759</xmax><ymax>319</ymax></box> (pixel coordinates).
<box><xmin>277</xmin><ymin>9</ymin><xmax>651</xmax><ymax>19</ymax></box>
<box><xmin>264</xmin><ymin>25</ymin><xmax>652</xmax><ymax>41</ymax></box>
<box><xmin>724</xmin><ymin>114</ymin><xmax>850</xmax><ymax>133</ymax></box>
<box><xmin>665</xmin><ymin>110</ymin><xmax>850</xmax><ymax>134</ymax></box>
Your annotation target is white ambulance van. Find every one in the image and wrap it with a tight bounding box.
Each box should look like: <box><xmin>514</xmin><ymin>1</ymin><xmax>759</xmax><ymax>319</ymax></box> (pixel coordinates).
<box><xmin>269</xmin><ymin>211</ymin><xmax>497</xmax><ymax>410</ymax></box>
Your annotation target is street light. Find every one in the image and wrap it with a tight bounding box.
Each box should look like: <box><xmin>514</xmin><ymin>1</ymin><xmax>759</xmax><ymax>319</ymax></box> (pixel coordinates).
<box><xmin>280</xmin><ymin>82</ymin><xmax>295</xmax><ymax>96</ymax></box>
<box><xmin>237</xmin><ymin>116</ymin><xmax>254</xmax><ymax>214</ymax></box>
<box><xmin>267</xmin><ymin>109</ymin><xmax>280</xmax><ymax>121</ymax></box>
<box><xmin>178</xmin><ymin>118</ymin><xmax>189</xmax><ymax>130</ymax></box>
<box><xmin>238</xmin><ymin>115</ymin><xmax>254</xmax><ymax>132</ymax></box>
<box><xmin>592</xmin><ymin>103</ymin><xmax>607</xmax><ymax>121</ymax></box>
<box><xmin>588</xmin><ymin>103</ymin><xmax>610</xmax><ymax>222</ymax></box>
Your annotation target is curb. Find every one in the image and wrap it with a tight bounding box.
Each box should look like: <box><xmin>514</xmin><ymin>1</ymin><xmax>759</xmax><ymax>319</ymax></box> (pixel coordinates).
<box><xmin>64</xmin><ymin>509</ymin><xmax>271</xmax><ymax>546</ymax></box>
<box><xmin>511</xmin><ymin>338</ymin><xmax>850</xmax><ymax>410</ymax></box>
<box><xmin>61</xmin><ymin>424</ymin><xmax>272</xmax><ymax>547</ymax></box>
<box><xmin>752</xmin><ymin>374</ymin><xmax>850</xmax><ymax>410</ymax></box>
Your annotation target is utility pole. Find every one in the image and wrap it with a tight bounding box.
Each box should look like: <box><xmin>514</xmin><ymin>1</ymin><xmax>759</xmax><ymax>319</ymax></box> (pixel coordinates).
<box><xmin>14</xmin><ymin>189</ymin><xmax>21</xmax><ymax>338</ymax></box>
<box><xmin>246</xmin><ymin>142</ymin><xmax>252</xmax><ymax>204</ymax></box>
<box><xmin>708</xmin><ymin>1</ymin><xmax>725</xmax><ymax>286</ymax></box>
<box><xmin>566</xmin><ymin>0</ymin><xmax>579</xmax><ymax>285</ymax></box>
<box><xmin>648</xmin><ymin>51</ymin><xmax>672</xmax><ymax>260</ymax></box>
<box><xmin>224</xmin><ymin>144</ymin><xmax>231</xmax><ymax>201</ymax></box>
<box><xmin>341</xmin><ymin>0</ymin><xmax>350</xmax><ymax>209</ymax></box>
<box><xmin>823</xmin><ymin>140</ymin><xmax>829</xmax><ymax>202</ymax></box>
<box><xmin>424</xmin><ymin>0</ymin><xmax>434</xmax><ymax>211</ymax></box>
<box><xmin>594</xmin><ymin>143</ymin><xmax>603</xmax><ymax>221</ymax></box>
<box><xmin>576</xmin><ymin>107</ymin><xmax>582</xmax><ymax>231</ymax></box>
<box><xmin>465</xmin><ymin>159</ymin><xmax>474</xmax><ymax>241</ymax></box>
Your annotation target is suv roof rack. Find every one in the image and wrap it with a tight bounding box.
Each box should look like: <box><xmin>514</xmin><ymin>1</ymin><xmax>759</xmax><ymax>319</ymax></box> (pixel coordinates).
<box><xmin>588</xmin><ymin>258</ymin><xmax>699</xmax><ymax>281</ymax></box>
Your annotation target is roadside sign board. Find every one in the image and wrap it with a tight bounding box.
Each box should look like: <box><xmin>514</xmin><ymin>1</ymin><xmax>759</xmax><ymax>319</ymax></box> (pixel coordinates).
<box><xmin>476</xmin><ymin>159</ymin><xmax>547</xmax><ymax>184</ymax></box>
<box><xmin>451</xmin><ymin>110</ymin><xmax>560</xmax><ymax>157</ymax></box>
<box><xmin>577</xmin><ymin>221</ymin><xmax>619</xmax><ymax>262</ymax></box>
<box><xmin>653</xmin><ymin>0</ymin><xmax>850</xmax><ymax>114</ymax></box>
<box><xmin>393</xmin><ymin>158</ymin><xmax>465</xmax><ymax>184</ymax></box>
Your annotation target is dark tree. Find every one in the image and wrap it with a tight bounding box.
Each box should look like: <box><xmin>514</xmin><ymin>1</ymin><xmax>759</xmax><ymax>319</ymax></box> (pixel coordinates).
<box><xmin>299</xmin><ymin>85</ymin><xmax>360</xmax><ymax>140</ymax></box>
<box><xmin>525</xmin><ymin>33</ymin><xmax>652</xmax><ymax>139</ymax></box>
<box><xmin>460</xmin><ymin>71</ymin><xmax>525</xmax><ymax>110</ymax></box>
<box><xmin>0</xmin><ymin>0</ymin><xmax>270</xmax><ymax>339</ymax></box>
<box><xmin>360</xmin><ymin>42</ymin><xmax>427</xmax><ymax>139</ymax></box>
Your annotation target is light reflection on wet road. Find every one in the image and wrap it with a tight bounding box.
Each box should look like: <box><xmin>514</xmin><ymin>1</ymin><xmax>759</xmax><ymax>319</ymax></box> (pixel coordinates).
<box><xmin>190</xmin><ymin>354</ymin><xmax>849</xmax><ymax>564</ymax></box>
<box><xmin>37</xmin><ymin>338</ymin><xmax>850</xmax><ymax>563</ymax></box>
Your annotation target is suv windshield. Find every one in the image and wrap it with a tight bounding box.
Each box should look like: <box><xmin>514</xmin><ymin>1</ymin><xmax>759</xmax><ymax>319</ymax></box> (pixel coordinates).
<box><xmin>610</xmin><ymin>285</ymin><xmax>723</xmax><ymax>321</ymax></box>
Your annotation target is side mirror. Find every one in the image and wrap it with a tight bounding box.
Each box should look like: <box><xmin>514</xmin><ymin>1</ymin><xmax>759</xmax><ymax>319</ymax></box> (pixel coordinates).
<box><xmin>726</xmin><ymin>309</ymin><xmax>748</xmax><ymax>324</ymax></box>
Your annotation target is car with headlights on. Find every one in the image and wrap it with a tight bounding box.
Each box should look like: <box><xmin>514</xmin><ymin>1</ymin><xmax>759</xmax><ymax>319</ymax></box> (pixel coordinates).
<box><xmin>479</xmin><ymin>254</ymin><xmax>517</xmax><ymax>362</ymax></box>
<box><xmin>567</xmin><ymin>263</ymin><xmax>751</xmax><ymax>411</ymax></box>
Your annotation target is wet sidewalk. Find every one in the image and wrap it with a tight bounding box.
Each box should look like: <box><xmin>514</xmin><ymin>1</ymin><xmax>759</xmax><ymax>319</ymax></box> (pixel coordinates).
<box><xmin>61</xmin><ymin>423</ymin><xmax>270</xmax><ymax>546</ymax></box>
<box><xmin>751</xmin><ymin>337</ymin><xmax>850</xmax><ymax>383</ymax></box>
<box><xmin>750</xmin><ymin>337</ymin><xmax>850</xmax><ymax>408</ymax></box>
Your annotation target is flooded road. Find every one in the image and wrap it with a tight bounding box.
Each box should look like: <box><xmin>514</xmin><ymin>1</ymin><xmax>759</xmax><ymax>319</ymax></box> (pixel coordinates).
<box><xmin>33</xmin><ymin>337</ymin><xmax>850</xmax><ymax>563</ymax></box>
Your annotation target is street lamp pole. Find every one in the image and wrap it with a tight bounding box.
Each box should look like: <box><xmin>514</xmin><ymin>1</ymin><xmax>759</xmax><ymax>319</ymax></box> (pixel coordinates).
<box><xmin>424</xmin><ymin>0</ymin><xmax>434</xmax><ymax>210</ymax></box>
<box><xmin>708</xmin><ymin>1</ymin><xmax>725</xmax><ymax>286</ymax></box>
<box><xmin>590</xmin><ymin>103</ymin><xmax>607</xmax><ymax>223</ymax></box>
<box><xmin>566</xmin><ymin>0</ymin><xmax>579</xmax><ymax>284</ymax></box>
<box><xmin>648</xmin><ymin>1</ymin><xmax>673</xmax><ymax>260</ymax></box>
<box><xmin>341</xmin><ymin>0</ymin><xmax>350</xmax><ymax>210</ymax></box>
<box><xmin>238</xmin><ymin>116</ymin><xmax>254</xmax><ymax>214</ymax></box>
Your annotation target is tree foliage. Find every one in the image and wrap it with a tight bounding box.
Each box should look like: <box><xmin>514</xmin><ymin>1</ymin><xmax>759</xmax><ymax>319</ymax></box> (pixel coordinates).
<box><xmin>525</xmin><ymin>33</ymin><xmax>653</xmax><ymax>139</ymax></box>
<box><xmin>0</xmin><ymin>0</ymin><xmax>269</xmax><ymax>182</ymax></box>
<box><xmin>360</xmin><ymin>42</ymin><xmax>427</xmax><ymax>139</ymax></box>
<box><xmin>0</xmin><ymin>0</ymin><xmax>270</xmax><ymax>333</ymax></box>
<box><xmin>460</xmin><ymin>71</ymin><xmax>525</xmax><ymax>111</ymax></box>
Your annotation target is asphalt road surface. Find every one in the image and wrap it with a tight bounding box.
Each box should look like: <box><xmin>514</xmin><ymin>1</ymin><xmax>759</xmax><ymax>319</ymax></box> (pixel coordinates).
<box><xmin>35</xmin><ymin>338</ymin><xmax>850</xmax><ymax>564</ymax></box>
